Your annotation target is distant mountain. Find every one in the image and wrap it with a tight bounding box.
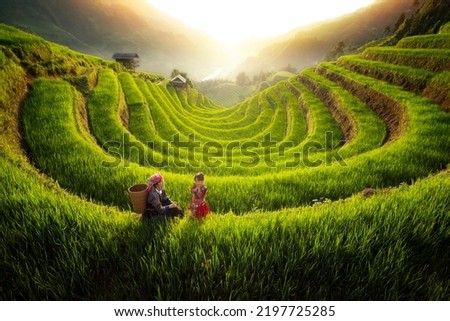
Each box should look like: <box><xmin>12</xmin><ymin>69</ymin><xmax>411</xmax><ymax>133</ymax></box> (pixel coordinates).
<box><xmin>3</xmin><ymin>0</ymin><xmax>447</xmax><ymax>81</ymax></box>
<box><xmin>386</xmin><ymin>0</ymin><xmax>450</xmax><ymax>45</ymax></box>
<box><xmin>0</xmin><ymin>0</ymin><xmax>229</xmax><ymax>78</ymax></box>
<box><xmin>233</xmin><ymin>0</ymin><xmax>422</xmax><ymax>78</ymax></box>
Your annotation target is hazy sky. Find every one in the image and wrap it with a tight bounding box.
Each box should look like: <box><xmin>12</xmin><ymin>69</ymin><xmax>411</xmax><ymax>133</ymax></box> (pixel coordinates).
<box><xmin>146</xmin><ymin>0</ymin><xmax>376</xmax><ymax>44</ymax></box>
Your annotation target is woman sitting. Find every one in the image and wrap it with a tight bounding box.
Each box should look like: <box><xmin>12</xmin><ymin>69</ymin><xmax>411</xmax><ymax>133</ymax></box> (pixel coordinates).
<box><xmin>144</xmin><ymin>173</ymin><xmax>183</xmax><ymax>219</ymax></box>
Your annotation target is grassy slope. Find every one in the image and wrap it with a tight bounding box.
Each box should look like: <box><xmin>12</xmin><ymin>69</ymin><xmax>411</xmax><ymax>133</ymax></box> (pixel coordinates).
<box><xmin>1</xmin><ymin>24</ymin><xmax>449</xmax><ymax>300</ymax></box>
<box><xmin>2</xmin><ymin>150</ymin><xmax>449</xmax><ymax>299</ymax></box>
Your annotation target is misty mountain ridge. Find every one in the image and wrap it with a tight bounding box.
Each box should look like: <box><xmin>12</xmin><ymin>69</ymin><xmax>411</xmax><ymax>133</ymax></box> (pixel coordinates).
<box><xmin>0</xmin><ymin>0</ymin><xmax>231</xmax><ymax>78</ymax></box>
<box><xmin>233</xmin><ymin>0</ymin><xmax>426</xmax><ymax>78</ymax></box>
<box><xmin>1</xmin><ymin>0</ymin><xmax>448</xmax><ymax>81</ymax></box>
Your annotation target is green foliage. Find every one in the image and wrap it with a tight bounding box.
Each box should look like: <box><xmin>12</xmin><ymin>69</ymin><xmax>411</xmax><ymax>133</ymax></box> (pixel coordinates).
<box><xmin>0</xmin><ymin>23</ymin><xmax>45</xmax><ymax>45</ymax></box>
<box><xmin>0</xmin><ymin>50</ymin><xmax>6</xmax><ymax>67</ymax></box>
<box><xmin>325</xmin><ymin>41</ymin><xmax>347</xmax><ymax>60</ymax></box>
<box><xmin>0</xmin><ymin>55</ymin><xmax>26</xmax><ymax>108</ymax></box>
<box><xmin>21</xmin><ymin>78</ymin><xmax>145</xmax><ymax>208</ymax></box>
<box><xmin>0</xmin><ymin>24</ymin><xmax>97</xmax><ymax>78</ymax></box>
<box><xmin>196</xmin><ymin>81</ymin><xmax>255</xmax><ymax>107</ymax></box>
<box><xmin>362</xmin><ymin>47</ymin><xmax>450</xmax><ymax>72</ymax></box>
<box><xmin>300</xmin><ymin>68</ymin><xmax>387</xmax><ymax>156</ymax></box>
<box><xmin>236</xmin><ymin>71</ymin><xmax>251</xmax><ymax>86</ymax></box>
<box><xmin>64</xmin><ymin>67</ymin><xmax>98</xmax><ymax>95</ymax></box>
<box><xmin>19</xmin><ymin>69</ymin><xmax>450</xmax><ymax>212</ymax></box>
<box><xmin>135</xmin><ymin>71</ymin><xmax>164</xmax><ymax>82</ymax></box>
<box><xmin>397</xmin><ymin>34</ymin><xmax>450</xmax><ymax>49</ymax></box>
<box><xmin>1</xmin><ymin>23</ymin><xmax>450</xmax><ymax>300</ymax></box>
<box><xmin>388</xmin><ymin>0</ymin><xmax>450</xmax><ymax>45</ymax></box>
<box><xmin>440</xmin><ymin>22</ymin><xmax>450</xmax><ymax>33</ymax></box>
<box><xmin>423</xmin><ymin>71</ymin><xmax>450</xmax><ymax>111</ymax></box>
<box><xmin>197</xmin><ymin>71</ymin><xmax>295</xmax><ymax>106</ymax></box>
<box><xmin>394</xmin><ymin>12</ymin><xmax>407</xmax><ymax>31</ymax></box>
<box><xmin>170</xmin><ymin>69</ymin><xmax>193</xmax><ymax>87</ymax></box>
<box><xmin>2</xmin><ymin>154</ymin><xmax>449</xmax><ymax>299</ymax></box>
<box><xmin>337</xmin><ymin>55</ymin><xmax>435</xmax><ymax>93</ymax></box>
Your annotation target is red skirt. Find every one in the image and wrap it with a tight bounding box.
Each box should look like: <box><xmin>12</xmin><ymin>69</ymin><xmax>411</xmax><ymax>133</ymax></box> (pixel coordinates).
<box><xmin>190</xmin><ymin>201</ymin><xmax>209</xmax><ymax>219</ymax></box>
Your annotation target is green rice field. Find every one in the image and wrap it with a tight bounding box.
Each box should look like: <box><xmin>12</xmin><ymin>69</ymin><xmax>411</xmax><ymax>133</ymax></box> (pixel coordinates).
<box><xmin>1</xmin><ymin>23</ymin><xmax>449</xmax><ymax>300</ymax></box>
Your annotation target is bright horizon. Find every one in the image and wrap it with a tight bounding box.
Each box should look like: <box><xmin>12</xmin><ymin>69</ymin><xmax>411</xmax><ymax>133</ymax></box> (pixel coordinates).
<box><xmin>146</xmin><ymin>0</ymin><xmax>376</xmax><ymax>44</ymax></box>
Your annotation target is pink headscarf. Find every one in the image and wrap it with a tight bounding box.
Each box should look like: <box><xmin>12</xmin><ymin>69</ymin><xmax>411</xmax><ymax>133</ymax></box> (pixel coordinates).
<box><xmin>147</xmin><ymin>173</ymin><xmax>163</xmax><ymax>192</ymax></box>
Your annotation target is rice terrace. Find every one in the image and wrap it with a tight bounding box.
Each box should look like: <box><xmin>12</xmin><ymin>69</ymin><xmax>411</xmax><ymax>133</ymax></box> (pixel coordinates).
<box><xmin>1</xmin><ymin>0</ymin><xmax>450</xmax><ymax>300</ymax></box>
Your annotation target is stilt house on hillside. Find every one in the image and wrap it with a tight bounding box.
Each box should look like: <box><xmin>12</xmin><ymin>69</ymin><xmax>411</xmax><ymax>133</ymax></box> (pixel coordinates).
<box><xmin>170</xmin><ymin>74</ymin><xmax>188</xmax><ymax>89</ymax></box>
<box><xmin>112</xmin><ymin>53</ymin><xmax>139</xmax><ymax>71</ymax></box>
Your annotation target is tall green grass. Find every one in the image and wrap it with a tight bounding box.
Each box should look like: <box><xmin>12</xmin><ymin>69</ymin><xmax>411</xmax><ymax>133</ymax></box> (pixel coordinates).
<box><xmin>2</xmin><ymin>23</ymin><xmax>450</xmax><ymax>300</ymax></box>
<box><xmin>127</xmin><ymin>75</ymin><xmax>364</xmax><ymax>172</ymax></box>
<box><xmin>287</xmin><ymin>78</ymin><xmax>344</xmax><ymax>151</ymax></box>
<box><xmin>2</xmin><ymin>151</ymin><xmax>448</xmax><ymax>299</ymax></box>
<box><xmin>123</xmin><ymin>78</ymin><xmax>331</xmax><ymax>173</ymax></box>
<box><xmin>21</xmin><ymin>75</ymin><xmax>450</xmax><ymax>212</ymax></box>
<box><xmin>276</xmin><ymin>82</ymin><xmax>308</xmax><ymax>144</ymax></box>
<box><xmin>397</xmin><ymin>34</ymin><xmax>450</xmax><ymax>49</ymax></box>
<box><xmin>0</xmin><ymin>23</ymin><xmax>45</xmax><ymax>45</ymax></box>
<box><xmin>118</xmin><ymin>73</ymin><xmax>159</xmax><ymax>148</ymax></box>
<box><xmin>337</xmin><ymin>55</ymin><xmax>436</xmax><ymax>93</ymax></box>
<box><xmin>299</xmin><ymin>68</ymin><xmax>387</xmax><ymax>156</ymax></box>
<box><xmin>22</xmin><ymin>78</ymin><xmax>148</xmax><ymax>208</ymax></box>
<box><xmin>145</xmin><ymin>85</ymin><xmax>278</xmax><ymax>142</ymax></box>
<box><xmin>123</xmin><ymin>76</ymin><xmax>343</xmax><ymax>172</ymax></box>
<box><xmin>12</xmin><ymin>21</ymin><xmax>449</xmax><ymax>210</ymax></box>
<box><xmin>440</xmin><ymin>22</ymin><xmax>450</xmax><ymax>34</ymax></box>
<box><xmin>171</xmin><ymin>86</ymin><xmax>238</xmax><ymax>117</ymax></box>
<box><xmin>423</xmin><ymin>71</ymin><xmax>450</xmax><ymax>111</ymax></box>
<box><xmin>362</xmin><ymin>47</ymin><xmax>450</xmax><ymax>72</ymax></box>
<box><xmin>171</xmin><ymin>88</ymin><xmax>254</xmax><ymax>127</ymax></box>
<box><xmin>88</xmin><ymin>69</ymin><xmax>186</xmax><ymax>169</ymax></box>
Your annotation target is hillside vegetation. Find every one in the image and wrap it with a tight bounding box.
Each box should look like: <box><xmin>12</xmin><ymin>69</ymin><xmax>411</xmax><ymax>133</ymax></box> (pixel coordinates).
<box><xmin>387</xmin><ymin>0</ymin><xmax>450</xmax><ymax>45</ymax></box>
<box><xmin>234</xmin><ymin>0</ymin><xmax>422</xmax><ymax>78</ymax></box>
<box><xmin>1</xmin><ymin>22</ymin><xmax>449</xmax><ymax>300</ymax></box>
<box><xmin>0</xmin><ymin>0</ymin><xmax>229</xmax><ymax>77</ymax></box>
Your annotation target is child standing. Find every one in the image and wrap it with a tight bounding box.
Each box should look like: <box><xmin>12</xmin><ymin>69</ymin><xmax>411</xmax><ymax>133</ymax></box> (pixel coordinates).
<box><xmin>190</xmin><ymin>172</ymin><xmax>210</xmax><ymax>219</ymax></box>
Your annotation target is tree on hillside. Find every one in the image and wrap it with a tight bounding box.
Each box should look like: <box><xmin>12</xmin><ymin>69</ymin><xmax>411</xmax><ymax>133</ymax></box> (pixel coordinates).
<box><xmin>325</xmin><ymin>41</ymin><xmax>346</xmax><ymax>61</ymax></box>
<box><xmin>395</xmin><ymin>12</ymin><xmax>406</xmax><ymax>31</ymax></box>
<box><xmin>283</xmin><ymin>64</ymin><xmax>297</xmax><ymax>73</ymax></box>
<box><xmin>171</xmin><ymin>69</ymin><xmax>193</xmax><ymax>87</ymax></box>
<box><xmin>386</xmin><ymin>0</ymin><xmax>450</xmax><ymax>45</ymax></box>
<box><xmin>171</xmin><ymin>69</ymin><xmax>187</xmax><ymax>79</ymax></box>
<box><xmin>126</xmin><ymin>60</ymin><xmax>139</xmax><ymax>73</ymax></box>
<box><xmin>253</xmin><ymin>71</ymin><xmax>271</xmax><ymax>84</ymax></box>
<box><xmin>236</xmin><ymin>71</ymin><xmax>250</xmax><ymax>86</ymax></box>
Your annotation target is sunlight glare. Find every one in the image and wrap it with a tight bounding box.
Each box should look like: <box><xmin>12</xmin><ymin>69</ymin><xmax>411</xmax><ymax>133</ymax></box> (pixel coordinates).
<box><xmin>146</xmin><ymin>0</ymin><xmax>376</xmax><ymax>44</ymax></box>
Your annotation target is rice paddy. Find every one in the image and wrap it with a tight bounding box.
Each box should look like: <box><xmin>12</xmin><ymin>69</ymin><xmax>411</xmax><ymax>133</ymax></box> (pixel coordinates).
<box><xmin>1</xmin><ymin>23</ymin><xmax>449</xmax><ymax>300</ymax></box>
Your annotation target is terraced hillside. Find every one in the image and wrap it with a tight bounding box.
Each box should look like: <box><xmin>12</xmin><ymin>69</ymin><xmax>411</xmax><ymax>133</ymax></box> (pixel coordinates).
<box><xmin>1</xmin><ymin>23</ymin><xmax>449</xmax><ymax>300</ymax></box>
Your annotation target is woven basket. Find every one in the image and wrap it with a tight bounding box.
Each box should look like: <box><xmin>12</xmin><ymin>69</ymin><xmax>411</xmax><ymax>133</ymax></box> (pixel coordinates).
<box><xmin>128</xmin><ymin>184</ymin><xmax>148</xmax><ymax>214</ymax></box>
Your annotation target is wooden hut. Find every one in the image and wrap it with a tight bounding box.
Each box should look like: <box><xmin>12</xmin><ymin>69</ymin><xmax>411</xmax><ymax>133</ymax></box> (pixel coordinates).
<box><xmin>170</xmin><ymin>74</ymin><xmax>188</xmax><ymax>89</ymax></box>
<box><xmin>112</xmin><ymin>53</ymin><xmax>139</xmax><ymax>71</ymax></box>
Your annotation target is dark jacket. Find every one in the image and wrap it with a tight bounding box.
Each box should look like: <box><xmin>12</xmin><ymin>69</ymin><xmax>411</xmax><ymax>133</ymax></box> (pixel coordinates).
<box><xmin>146</xmin><ymin>189</ymin><xmax>172</xmax><ymax>216</ymax></box>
